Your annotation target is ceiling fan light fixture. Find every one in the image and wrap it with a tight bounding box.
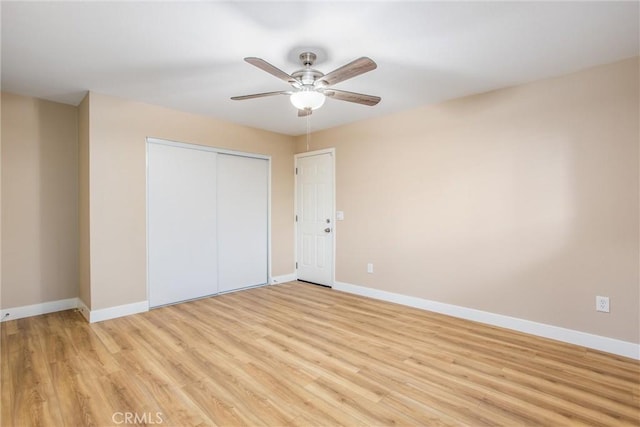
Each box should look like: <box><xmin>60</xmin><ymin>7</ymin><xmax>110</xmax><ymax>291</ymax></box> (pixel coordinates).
<box><xmin>290</xmin><ymin>90</ymin><xmax>325</xmax><ymax>111</ymax></box>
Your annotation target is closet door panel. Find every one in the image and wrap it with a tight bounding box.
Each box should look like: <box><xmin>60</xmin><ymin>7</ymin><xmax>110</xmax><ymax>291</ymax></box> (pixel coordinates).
<box><xmin>217</xmin><ymin>154</ymin><xmax>268</xmax><ymax>292</ymax></box>
<box><xmin>148</xmin><ymin>143</ymin><xmax>218</xmax><ymax>307</ymax></box>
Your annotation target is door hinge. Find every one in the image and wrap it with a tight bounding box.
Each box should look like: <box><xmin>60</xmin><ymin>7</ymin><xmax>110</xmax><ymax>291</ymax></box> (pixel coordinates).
<box><xmin>295</xmin><ymin>167</ymin><xmax>298</xmax><ymax>175</ymax></box>
<box><xmin>295</xmin><ymin>262</ymin><xmax>298</xmax><ymax>269</ymax></box>
<box><xmin>295</xmin><ymin>214</ymin><xmax>298</xmax><ymax>222</ymax></box>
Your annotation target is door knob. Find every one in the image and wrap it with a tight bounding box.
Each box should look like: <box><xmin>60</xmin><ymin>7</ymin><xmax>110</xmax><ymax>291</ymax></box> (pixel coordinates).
<box><xmin>324</xmin><ymin>228</ymin><xmax>331</xmax><ymax>233</ymax></box>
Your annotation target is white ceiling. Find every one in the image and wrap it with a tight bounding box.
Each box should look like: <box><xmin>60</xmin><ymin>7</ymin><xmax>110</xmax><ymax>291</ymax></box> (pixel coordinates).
<box><xmin>2</xmin><ymin>1</ymin><xmax>638</xmax><ymax>136</ymax></box>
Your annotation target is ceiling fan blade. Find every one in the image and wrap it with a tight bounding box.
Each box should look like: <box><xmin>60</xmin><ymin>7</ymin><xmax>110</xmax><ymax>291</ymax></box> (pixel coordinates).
<box><xmin>298</xmin><ymin>109</ymin><xmax>312</xmax><ymax>117</ymax></box>
<box><xmin>231</xmin><ymin>91</ymin><xmax>291</xmax><ymax>101</ymax></box>
<box><xmin>325</xmin><ymin>89</ymin><xmax>381</xmax><ymax>106</ymax></box>
<box><xmin>315</xmin><ymin>57</ymin><xmax>377</xmax><ymax>87</ymax></box>
<box><xmin>245</xmin><ymin>57</ymin><xmax>300</xmax><ymax>86</ymax></box>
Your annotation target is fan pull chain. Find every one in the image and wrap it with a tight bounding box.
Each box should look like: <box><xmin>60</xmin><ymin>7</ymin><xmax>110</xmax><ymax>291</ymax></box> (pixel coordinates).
<box><xmin>306</xmin><ymin>113</ymin><xmax>311</xmax><ymax>151</ymax></box>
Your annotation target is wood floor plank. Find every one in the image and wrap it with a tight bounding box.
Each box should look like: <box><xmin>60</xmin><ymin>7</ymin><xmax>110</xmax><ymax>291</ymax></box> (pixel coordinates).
<box><xmin>2</xmin><ymin>281</ymin><xmax>638</xmax><ymax>426</ymax></box>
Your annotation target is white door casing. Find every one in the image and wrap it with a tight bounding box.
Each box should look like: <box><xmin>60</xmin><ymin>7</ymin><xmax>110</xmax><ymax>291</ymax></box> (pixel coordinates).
<box><xmin>295</xmin><ymin>149</ymin><xmax>335</xmax><ymax>286</ymax></box>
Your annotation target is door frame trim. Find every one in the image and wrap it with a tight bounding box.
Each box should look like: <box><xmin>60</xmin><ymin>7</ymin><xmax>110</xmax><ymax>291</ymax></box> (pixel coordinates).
<box><xmin>294</xmin><ymin>148</ymin><xmax>336</xmax><ymax>287</ymax></box>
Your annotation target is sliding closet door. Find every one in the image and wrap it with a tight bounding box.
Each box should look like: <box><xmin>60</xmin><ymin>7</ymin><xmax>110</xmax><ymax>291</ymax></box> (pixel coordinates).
<box><xmin>217</xmin><ymin>154</ymin><xmax>268</xmax><ymax>292</ymax></box>
<box><xmin>148</xmin><ymin>142</ymin><xmax>218</xmax><ymax>307</ymax></box>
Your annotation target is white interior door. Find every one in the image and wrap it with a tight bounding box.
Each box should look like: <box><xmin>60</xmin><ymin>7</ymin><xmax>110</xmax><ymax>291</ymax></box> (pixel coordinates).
<box><xmin>148</xmin><ymin>142</ymin><xmax>218</xmax><ymax>307</ymax></box>
<box><xmin>296</xmin><ymin>150</ymin><xmax>334</xmax><ymax>286</ymax></box>
<box><xmin>217</xmin><ymin>154</ymin><xmax>269</xmax><ymax>292</ymax></box>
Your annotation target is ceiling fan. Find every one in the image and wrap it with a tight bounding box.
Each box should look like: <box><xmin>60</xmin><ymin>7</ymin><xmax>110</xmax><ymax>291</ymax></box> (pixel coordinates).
<box><xmin>231</xmin><ymin>52</ymin><xmax>381</xmax><ymax>117</ymax></box>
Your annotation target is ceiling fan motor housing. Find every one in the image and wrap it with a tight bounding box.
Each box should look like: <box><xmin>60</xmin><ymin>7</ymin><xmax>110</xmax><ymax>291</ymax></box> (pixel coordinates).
<box><xmin>292</xmin><ymin>52</ymin><xmax>325</xmax><ymax>85</ymax></box>
<box><xmin>292</xmin><ymin>69</ymin><xmax>324</xmax><ymax>86</ymax></box>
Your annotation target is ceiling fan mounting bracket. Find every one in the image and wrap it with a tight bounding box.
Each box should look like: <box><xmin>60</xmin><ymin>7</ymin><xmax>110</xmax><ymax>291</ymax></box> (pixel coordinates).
<box><xmin>299</xmin><ymin>52</ymin><xmax>317</xmax><ymax>67</ymax></box>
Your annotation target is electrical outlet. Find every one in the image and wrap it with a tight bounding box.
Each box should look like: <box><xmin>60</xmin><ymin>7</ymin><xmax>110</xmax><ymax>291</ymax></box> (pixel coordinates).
<box><xmin>596</xmin><ymin>296</ymin><xmax>610</xmax><ymax>313</ymax></box>
<box><xmin>367</xmin><ymin>263</ymin><xmax>374</xmax><ymax>274</ymax></box>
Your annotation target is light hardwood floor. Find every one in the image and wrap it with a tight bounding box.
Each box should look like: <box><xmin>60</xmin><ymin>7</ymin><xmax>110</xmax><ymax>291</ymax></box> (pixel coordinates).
<box><xmin>1</xmin><ymin>282</ymin><xmax>639</xmax><ymax>426</ymax></box>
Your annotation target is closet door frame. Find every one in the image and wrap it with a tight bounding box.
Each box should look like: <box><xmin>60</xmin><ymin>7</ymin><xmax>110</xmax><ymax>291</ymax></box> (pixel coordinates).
<box><xmin>146</xmin><ymin>137</ymin><xmax>271</xmax><ymax>306</ymax></box>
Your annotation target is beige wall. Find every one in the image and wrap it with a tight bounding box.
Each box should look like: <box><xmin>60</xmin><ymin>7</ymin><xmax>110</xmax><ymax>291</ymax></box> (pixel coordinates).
<box><xmin>1</xmin><ymin>92</ymin><xmax>79</xmax><ymax>308</ymax></box>
<box><xmin>296</xmin><ymin>57</ymin><xmax>639</xmax><ymax>343</ymax></box>
<box><xmin>0</xmin><ymin>92</ymin><xmax>2</xmax><ymax>309</ymax></box>
<box><xmin>86</xmin><ymin>92</ymin><xmax>295</xmax><ymax>310</ymax></box>
<box><xmin>2</xmin><ymin>57</ymin><xmax>636</xmax><ymax>346</ymax></box>
<box><xmin>78</xmin><ymin>94</ymin><xmax>91</xmax><ymax>307</ymax></box>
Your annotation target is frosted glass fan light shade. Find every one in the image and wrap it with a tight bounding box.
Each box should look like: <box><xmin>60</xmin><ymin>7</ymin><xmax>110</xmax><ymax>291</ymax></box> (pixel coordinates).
<box><xmin>290</xmin><ymin>90</ymin><xmax>326</xmax><ymax>110</ymax></box>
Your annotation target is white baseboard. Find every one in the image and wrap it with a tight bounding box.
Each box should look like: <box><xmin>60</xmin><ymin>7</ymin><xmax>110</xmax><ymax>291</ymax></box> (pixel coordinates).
<box><xmin>0</xmin><ymin>297</ymin><xmax>79</xmax><ymax>322</ymax></box>
<box><xmin>77</xmin><ymin>299</ymin><xmax>91</xmax><ymax>322</ymax></box>
<box><xmin>87</xmin><ymin>300</ymin><xmax>149</xmax><ymax>323</ymax></box>
<box><xmin>271</xmin><ymin>273</ymin><xmax>297</xmax><ymax>284</ymax></box>
<box><xmin>333</xmin><ymin>281</ymin><xmax>640</xmax><ymax>360</ymax></box>
<box><xmin>0</xmin><ymin>297</ymin><xmax>149</xmax><ymax>324</ymax></box>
